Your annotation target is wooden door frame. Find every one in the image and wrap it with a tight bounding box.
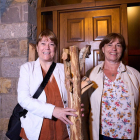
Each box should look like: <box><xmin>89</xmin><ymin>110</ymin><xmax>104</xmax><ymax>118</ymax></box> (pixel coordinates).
<box><xmin>37</xmin><ymin>0</ymin><xmax>140</xmax><ymax>63</ymax></box>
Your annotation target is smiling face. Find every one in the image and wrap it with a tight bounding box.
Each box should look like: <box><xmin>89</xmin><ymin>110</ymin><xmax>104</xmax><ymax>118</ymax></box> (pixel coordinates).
<box><xmin>36</xmin><ymin>36</ymin><xmax>56</xmax><ymax>63</ymax></box>
<box><xmin>102</xmin><ymin>38</ymin><xmax>123</xmax><ymax>63</ymax></box>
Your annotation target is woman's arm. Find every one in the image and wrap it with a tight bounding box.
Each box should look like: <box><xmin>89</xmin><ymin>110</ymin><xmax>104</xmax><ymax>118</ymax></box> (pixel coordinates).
<box><xmin>18</xmin><ymin>63</ymin><xmax>77</xmax><ymax>124</ymax></box>
<box><xmin>17</xmin><ymin>64</ymin><xmax>55</xmax><ymax>119</ymax></box>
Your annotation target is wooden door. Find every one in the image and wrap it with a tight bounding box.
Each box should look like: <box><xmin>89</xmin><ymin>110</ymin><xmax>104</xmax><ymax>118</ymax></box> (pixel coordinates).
<box><xmin>60</xmin><ymin>7</ymin><xmax>120</xmax><ymax>74</ymax></box>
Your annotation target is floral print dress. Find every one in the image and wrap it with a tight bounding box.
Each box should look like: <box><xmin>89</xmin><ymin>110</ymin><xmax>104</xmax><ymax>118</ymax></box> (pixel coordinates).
<box><xmin>101</xmin><ymin>66</ymin><xmax>132</xmax><ymax>139</ymax></box>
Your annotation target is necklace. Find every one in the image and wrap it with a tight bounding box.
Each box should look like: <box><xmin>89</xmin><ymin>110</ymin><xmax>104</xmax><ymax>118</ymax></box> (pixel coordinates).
<box><xmin>103</xmin><ymin>68</ymin><xmax>117</xmax><ymax>77</ymax></box>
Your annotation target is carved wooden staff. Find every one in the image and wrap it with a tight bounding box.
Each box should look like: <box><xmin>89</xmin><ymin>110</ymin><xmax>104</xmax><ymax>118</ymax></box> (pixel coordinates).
<box><xmin>62</xmin><ymin>45</ymin><xmax>91</xmax><ymax>140</ymax></box>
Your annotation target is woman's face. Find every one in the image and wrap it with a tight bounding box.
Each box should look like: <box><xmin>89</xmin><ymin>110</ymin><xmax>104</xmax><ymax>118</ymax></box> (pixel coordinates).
<box><xmin>102</xmin><ymin>38</ymin><xmax>123</xmax><ymax>63</ymax></box>
<box><xmin>37</xmin><ymin>36</ymin><xmax>56</xmax><ymax>63</ymax></box>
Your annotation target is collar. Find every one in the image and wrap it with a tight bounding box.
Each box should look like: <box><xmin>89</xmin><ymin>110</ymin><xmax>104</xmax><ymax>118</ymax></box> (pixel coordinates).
<box><xmin>97</xmin><ymin>61</ymin><xmax>131</xmax><ymax>74</ymax></box>
<box><xmin>97</xmin><ymin>62</ymin><xmax>104</xmax><ymax>74</ymax></box>
<box><xmin>34</xmin><ymin>58</ymin><xmax>41</xmax><ymax>68</ymax></box>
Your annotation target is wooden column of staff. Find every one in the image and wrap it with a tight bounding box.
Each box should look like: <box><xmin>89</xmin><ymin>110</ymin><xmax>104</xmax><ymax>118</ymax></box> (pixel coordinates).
<box><xmin>62</xmin><ymin>45</ymin><xmax>91</xmax><ymax>140</ymax></box>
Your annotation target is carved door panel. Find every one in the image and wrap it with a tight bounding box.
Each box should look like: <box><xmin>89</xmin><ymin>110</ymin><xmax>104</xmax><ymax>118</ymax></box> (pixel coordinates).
<box><xmin>60</xmin><ymin>8</ymin><xmax>120</xmax><ymax>74</ymax></box>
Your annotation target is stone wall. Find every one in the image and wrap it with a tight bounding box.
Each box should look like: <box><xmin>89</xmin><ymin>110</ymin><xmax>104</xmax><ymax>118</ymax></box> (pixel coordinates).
<box><xmin>0</xmin><ymin>0</ymin><xmax>37</xmax><ymax>139</ymax></box>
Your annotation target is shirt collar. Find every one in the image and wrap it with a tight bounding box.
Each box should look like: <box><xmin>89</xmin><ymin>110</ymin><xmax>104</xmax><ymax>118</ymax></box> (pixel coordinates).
<box><xmin>97</xmin><ymin>61</ymin><xmax>104</xmax><ymax>74</ymax></box>
<box><xmin>97</xmin><ymin>61</ymin><xmax>128</xmax><ymax>74</ymax></box>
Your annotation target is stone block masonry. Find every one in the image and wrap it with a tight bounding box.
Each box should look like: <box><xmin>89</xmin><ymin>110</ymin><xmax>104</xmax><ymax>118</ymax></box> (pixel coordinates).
<box><xmin>0</xmin><ymin>0</ymin><xmax>37</xmax><ymax>139</ymax></box>
<box><xmin>0</xmin><ymin>78</ymin><xmax>11</xmax><ymax>94</ymax></box>
<box><xmin>2</xmin><ymin>57</ymin><xmax>27</xmax><ymax>77</ymax></box>
<box><xmin>0</xmin><ymin>23</ymin><xmax>28</xmax><ymax>39</ymax></box>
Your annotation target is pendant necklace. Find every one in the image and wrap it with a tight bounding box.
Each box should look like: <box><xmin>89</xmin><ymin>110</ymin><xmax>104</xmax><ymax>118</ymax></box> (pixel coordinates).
<box><xmin>112</xmin><ymin>74</ymin><xmax>115</xmax><ymax>76</ymax></box>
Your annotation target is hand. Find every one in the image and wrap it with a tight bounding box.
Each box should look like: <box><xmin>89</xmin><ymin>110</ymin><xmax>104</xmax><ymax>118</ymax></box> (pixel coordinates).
<box><xmin>52</xmin><ymin>107</ymin><xmax>77</xmax><ymax>125</ymax></box>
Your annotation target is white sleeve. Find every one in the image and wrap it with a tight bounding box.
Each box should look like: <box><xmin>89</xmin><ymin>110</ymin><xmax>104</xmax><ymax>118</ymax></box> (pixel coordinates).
<box><xmin>17</xmin><ymin>64</ymin><xmax>55</xmax><ymax>119</ymax></box>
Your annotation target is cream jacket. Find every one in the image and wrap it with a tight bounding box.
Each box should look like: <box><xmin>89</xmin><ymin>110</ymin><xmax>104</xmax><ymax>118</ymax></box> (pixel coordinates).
<box><xmin>17</xmin><ymin>58</ymin><xmax>68</xmax><ymax>140</ymax></box>
<box><xmin>89</xmin><ymin>62</ymin><xmax>140</xmax><ymax>140</ymax></box>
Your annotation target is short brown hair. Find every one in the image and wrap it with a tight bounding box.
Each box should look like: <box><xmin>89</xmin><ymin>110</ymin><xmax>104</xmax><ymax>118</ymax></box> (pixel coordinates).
<box><xmin>37</xmin><ymin>29</ymin><xmax>58</xmax><ymax>47</ymax></box>
<box><xmin>99</xmin><ymin>33</ymin><xmax>126</xmax><ymax>61</ymax></box>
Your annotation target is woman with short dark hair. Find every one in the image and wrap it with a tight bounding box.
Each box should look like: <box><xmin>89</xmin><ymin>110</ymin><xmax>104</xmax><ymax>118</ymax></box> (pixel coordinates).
<box><xmin>99</xmin><ymin>33</ymin><xmax>126</xmax><ymax>61</ymax></box>
<box><xmin>86</xmin><ymin>33</ymin><xmax>140</xmax><ymax>140</ymax></box>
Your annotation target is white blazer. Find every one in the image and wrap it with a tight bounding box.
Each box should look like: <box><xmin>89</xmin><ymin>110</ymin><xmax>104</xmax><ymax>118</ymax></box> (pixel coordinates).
<box><xmin>17</xmin><ymin>58</ymin><xmax>68</xmax><ymax>140</ymax></box>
